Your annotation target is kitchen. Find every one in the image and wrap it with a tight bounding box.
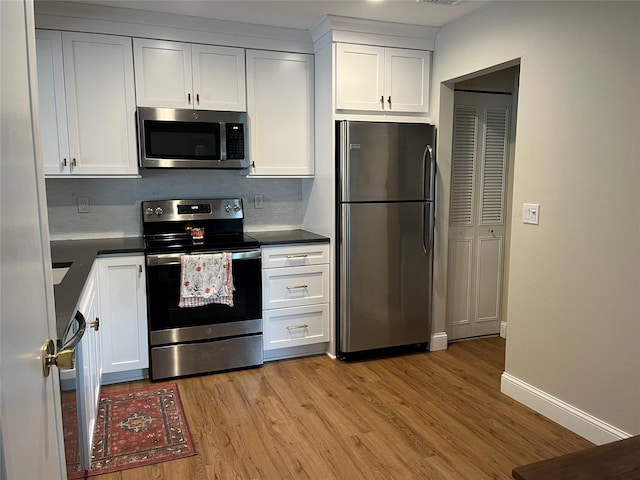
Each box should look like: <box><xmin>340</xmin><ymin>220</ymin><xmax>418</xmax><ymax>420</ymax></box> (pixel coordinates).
<box><xmin>2</xmin><ymin>0</ymin><xmax>639</xmax><ymax>479</ymax></box>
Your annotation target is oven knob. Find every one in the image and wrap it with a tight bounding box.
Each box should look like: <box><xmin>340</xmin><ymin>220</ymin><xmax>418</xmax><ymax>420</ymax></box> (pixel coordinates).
<box><xmin>233</xmin><ymin>204</ymin><xmax>242</xmax><ymax>212</ymax></box>
<box><xmin>145</xmin><ymin>207</ymin><xmax>154</xmax><ymax>216</ymax></box>
<box><xmin>154</xmin><ymin>207</ymin><xmax>164</xmax><ymax>216</ymax></box>
<box><xmin>225</xmin><ymin>204</ymin><xmax>232</xmax><ymax>213</ymax></box>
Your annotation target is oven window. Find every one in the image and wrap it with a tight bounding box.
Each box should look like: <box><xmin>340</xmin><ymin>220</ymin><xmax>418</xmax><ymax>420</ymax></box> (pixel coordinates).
<box><xmin>147</xmin><ymin>257</ymin><xmax>261</xmax><ymax>331</ymax></box>
<box><xmin>145</xmin><ymin>120</ymin><xmax>220</xmax><ymax>159</ymax></box>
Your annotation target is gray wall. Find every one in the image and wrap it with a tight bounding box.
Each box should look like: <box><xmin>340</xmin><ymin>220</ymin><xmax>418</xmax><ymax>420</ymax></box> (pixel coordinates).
<box><xmin>46</xmin><ymin>169</ymin><xmax>303</xmax><ymax>239</ymax></box>
<box><xmin>432</xmin><ymin>1</ymin><xmax>640</xmax><ymax>436</ymax></box>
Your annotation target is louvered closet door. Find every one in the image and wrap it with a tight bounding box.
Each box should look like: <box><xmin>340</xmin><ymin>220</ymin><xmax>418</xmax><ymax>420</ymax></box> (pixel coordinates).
<box><xmin>447</xmin><ymin>92</ymin><xmax>511</xmax><ymax>340</ymax></box>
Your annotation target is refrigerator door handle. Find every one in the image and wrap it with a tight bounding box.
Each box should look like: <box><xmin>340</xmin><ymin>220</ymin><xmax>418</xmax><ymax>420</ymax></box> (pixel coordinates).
<box><xmin>422</xmin><ymin>202</ymin><xmax>434</xmax><ymax>256</ymax></box>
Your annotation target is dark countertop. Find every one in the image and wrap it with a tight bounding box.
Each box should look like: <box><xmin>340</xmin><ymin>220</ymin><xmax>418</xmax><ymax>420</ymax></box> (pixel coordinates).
<box><xmin>247</xmin><ymin>229</ymin><xmax>330</xmax><ymax>245</ymax></box>
<box><xmin>50</xmin><ymin>237</ymin><xmax>145</xmax><ymax>341</ymax></box>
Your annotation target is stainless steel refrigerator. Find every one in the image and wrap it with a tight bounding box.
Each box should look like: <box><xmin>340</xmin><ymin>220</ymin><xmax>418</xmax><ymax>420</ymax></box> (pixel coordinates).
<box><xmin>337</xmin><ymin>120</ymin><xmax>435</xmax><ymax>358</ymax></box>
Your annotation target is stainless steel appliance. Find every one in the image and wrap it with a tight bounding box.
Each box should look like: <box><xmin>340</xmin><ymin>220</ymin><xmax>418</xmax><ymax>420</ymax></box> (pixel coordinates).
<box><xmin>142</xmin><ymin>198</ymin><xmax>262</xmax><ymax>379</ymax></box>
<box><xmin>337</xmin><ymin>121</ymin><xmax>436</xmax><ymax>358</ymax></box>
<box><xmin>137</xmin><ymin>107</ymin><xmax>248</xmax><ymax>169</ymax></box>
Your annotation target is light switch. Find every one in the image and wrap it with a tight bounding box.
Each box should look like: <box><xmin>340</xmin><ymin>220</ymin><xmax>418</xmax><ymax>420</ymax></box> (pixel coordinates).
<box><xmin>523</xmin><ymin>203</ymin><xmax>540</xmax><ymax>225</ymax></box>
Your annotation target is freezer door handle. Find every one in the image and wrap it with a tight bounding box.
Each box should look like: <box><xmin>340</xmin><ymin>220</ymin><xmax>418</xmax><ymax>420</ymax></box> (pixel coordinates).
<box><xmin>423</xmin><ymin>144</ymin><xmax>435</xmax><ymax>200</ymax></box>
<box><xmin>340</xmin><ymin>121</ymin><xmax>349</xmax><ymax>201</ymax></box>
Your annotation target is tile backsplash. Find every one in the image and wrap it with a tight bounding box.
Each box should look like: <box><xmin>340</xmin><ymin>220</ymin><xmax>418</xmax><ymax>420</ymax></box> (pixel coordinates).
<box><xmin>46</xmin><ymin>169</ymin><xmax>303</xmax><ymax>239</ymax></box>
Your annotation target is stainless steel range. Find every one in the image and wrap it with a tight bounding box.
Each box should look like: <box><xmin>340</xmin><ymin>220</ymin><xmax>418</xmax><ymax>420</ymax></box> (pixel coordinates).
<box><xmin>142</xmin><ymin>198</ymin><xmax>262</xmax><ymax>380</ymax></box>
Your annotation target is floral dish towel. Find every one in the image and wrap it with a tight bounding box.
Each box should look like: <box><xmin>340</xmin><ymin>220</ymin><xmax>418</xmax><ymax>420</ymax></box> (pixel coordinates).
<box><xmin>178</xmin><ymin>253</ymin><xmax>234</xmax><ymax>308</ymax></box>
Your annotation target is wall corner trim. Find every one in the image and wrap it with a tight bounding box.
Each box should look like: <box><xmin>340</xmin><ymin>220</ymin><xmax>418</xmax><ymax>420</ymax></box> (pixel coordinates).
<box><xmin>430</xmin><ymin>332</ymin><xmax>448</xmax><ymax>351</ymax></box>
<box><xmin>500</xmin><ymin>372</ymin><xmax>632</xmax><ymax>445</ymax></box>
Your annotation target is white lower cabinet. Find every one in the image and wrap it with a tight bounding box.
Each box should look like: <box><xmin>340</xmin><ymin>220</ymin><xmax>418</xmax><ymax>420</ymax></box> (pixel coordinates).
<box><xmin>262</xmin><ymin>243</ymin><xmax>330</xmax><ymax>358</ymax></box>
<box><xmin>97</xmin><ymin>254</ymin><xmax>148</xmax><ymax>383</ymax></box>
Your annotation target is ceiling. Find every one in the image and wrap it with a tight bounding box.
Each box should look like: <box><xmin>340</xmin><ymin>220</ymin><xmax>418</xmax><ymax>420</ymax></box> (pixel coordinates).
<box><xmin>52</xmin><ymin>0</ymin><xmax>489</xmax><ymax>30</ymax></box>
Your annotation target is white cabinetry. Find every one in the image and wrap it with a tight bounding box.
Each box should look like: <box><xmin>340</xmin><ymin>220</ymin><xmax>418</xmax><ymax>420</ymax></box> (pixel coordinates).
<box><xmin>336</xmin><ymin>43</ymin><xmax>430</xmax><ymax>114</ymax></box>
<box><xmin>35</xmin><ymin>30</ymin><xmax>138</xmax><ymax>177</ymax></box>
<box><xmin>246</xmin><ymin>50</ymin><xmax>314</xmax><ymax>177</ymax></box>
<box><xmin>262</xmin><ymin>243</ymin><xmax>330</xmax><ymax>356</ymax></box>
<box><xmin>133</xmin><ymin>39</ymin><xmax>246</xmax><ymax>111</ymax></box>
<box><xmin>97</xmin><ymin>254</ymin><xmax>148</xmax><ymax>383</ymax></box>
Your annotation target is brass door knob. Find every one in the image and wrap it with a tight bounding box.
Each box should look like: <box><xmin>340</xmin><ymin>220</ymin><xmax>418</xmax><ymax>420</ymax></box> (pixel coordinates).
<box><xmin>41</xmin><ymin>339</ymin><xmax>75</xmax><ymax>377</ymax></box>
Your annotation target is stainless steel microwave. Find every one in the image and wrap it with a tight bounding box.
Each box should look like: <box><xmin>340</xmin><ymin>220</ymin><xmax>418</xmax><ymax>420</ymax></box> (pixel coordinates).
<box><xmin>137</xmin><ymin>107</ymin><xmax>248</xmax><ymax>169</ymax></box>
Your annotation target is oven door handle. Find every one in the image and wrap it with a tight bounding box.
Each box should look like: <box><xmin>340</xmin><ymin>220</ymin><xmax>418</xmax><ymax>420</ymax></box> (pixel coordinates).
<box><xmin>146</xmin><ymin>249</ymin><xmax>261</xmax><ymax>267</ymax></box>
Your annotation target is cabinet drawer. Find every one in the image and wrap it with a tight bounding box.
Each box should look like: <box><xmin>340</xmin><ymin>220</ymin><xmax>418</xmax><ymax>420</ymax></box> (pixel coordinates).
<box><xmin>262</xmin><ymin>243</ymin><xmax>329</xmax><ymax>269</ymax></box>
<box><xmin>262</xmin><ymin>264</ymin><xmax>329</xmax><ymax>309</ymax></box>
<box><xmin>264</xmin><ymin>304</ymin><xmax>329</xmax><ymax>350</ymax></box>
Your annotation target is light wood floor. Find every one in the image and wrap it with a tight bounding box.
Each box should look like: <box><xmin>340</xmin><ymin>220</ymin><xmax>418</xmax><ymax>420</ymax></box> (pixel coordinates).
<box><xmin>95</xmin><ymin>337</ymin><xmax>593</xmax><ymax>479</ymax></box>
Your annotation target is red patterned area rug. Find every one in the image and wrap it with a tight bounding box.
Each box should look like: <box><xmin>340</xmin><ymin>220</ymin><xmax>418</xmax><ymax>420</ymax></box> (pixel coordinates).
<box><xmin>64</xmin><ymin>383</ymin><xmax>196</xmax><ymax>479</ymax></box>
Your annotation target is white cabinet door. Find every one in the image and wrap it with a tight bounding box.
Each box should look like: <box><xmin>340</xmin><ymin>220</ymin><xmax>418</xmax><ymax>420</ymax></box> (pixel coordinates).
<box><xmin>35</xmin><ymin>30</ymin><xmax>70</xmax><ymax>175</ymax></box>
<box><xmin>336</xmin><ymin>43</ymin><xmax>431</xmax><ymax>114</ymax></box>
<box><xmin>385</xmin><ymin>48</ymin><xmax>430</xmax><ymax>113</ymax></box>
<box><xmin>75</xmin><ymin>265</ymin><xmax>101</xmax><ymax>470</ymax></box>
<box><xmin>133</xmin><ymin>40</ymin><xmax>246</xmax><ymax>111</ymax></box>
<box><xmin>62</xmin><ymin>32</ymin><xmax>138</xmax><ymax>176</ymax></box>
<box><xmin>246</xmin><ymin>50</ymin><xmax>314</xmax><ymax>177</ymax></box>
<box><xmin>192</xmin><ymin>44</ymin><xmax>246</xmax><ymax>111</ymax></box>
<box><xmin>98</xmin><ymin>255</ymin><xmax>148</xmax><ymax>375</ymax></box>
<box><xmin>133</xmin><ymin>39</ymin><xmax>193</xmax><ymax>108</ymax></box>
<box><xmin>336</xmin><ymin>43</ymin><xmax>385</xmax><ymax>111</ymax></box>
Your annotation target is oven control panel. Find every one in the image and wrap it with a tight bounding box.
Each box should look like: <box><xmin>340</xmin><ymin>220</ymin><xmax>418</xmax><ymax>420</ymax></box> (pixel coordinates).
<box><xmin>142</xmin><ymin>198</ymin><xmax>244</xmax><ymax>222</ymax></box>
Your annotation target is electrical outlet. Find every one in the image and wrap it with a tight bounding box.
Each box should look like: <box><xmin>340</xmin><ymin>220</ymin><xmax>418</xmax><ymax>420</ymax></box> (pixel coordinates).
<box><xmin>254</xmin><ymin>194</ymin><xmax>264</xmax><ymax>209</ymax></box>
<box><xmin>77</xmin><ymin>196</ymin><xmax>90</xmax><ymax>213</ymax></box>
<box><xmin>523</xmin><ymin>203</ymin><xmax>540</xmax><ymax>225</ymax></box>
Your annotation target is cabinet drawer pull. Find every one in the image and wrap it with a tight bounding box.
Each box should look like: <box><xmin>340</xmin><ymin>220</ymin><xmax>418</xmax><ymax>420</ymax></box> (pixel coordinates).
<box><xmin>286</xmin><ymin>324</ymin><xmax>309</xmax><ymax>331</ymax></box>
<box><xmin>286</xmin><ymin>254</ymin><xmax>308</xmax><ymax>259</ymax></box>
<box><xmin>286</xmin><ymin>284</ymin><xmax>308</xmax><ymax>290</ymax></box>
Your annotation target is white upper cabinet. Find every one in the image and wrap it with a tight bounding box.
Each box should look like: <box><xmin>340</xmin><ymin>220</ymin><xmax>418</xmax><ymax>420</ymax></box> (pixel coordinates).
<box><xmin>336</xmin><ymin>43</ymin><xmax>431</xmax><ymax>114</ymax></box>
<box><xmin>246</xmin><ymin>50</ymin><xmax>314</xmax><ymax>177</ymax></box>
<box><xmin>133</xmin><ymin>39</ymin><xmax>246</xmax><ymax>111</ymax></box>
<box><xmin>36</xmin><ymin>30</ymin><xmax>70</xmax><ymax>176</ymax></box>
<box><xmin>36</xmin><ymin>30</ymin><xmax>138</xmax><ymax>177</ymax></box>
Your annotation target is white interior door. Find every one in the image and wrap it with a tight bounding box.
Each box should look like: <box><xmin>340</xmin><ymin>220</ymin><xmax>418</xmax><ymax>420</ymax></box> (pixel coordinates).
<box><xmin>0</xmin><ymin>1</ymin><xmax>65</xmax><ymax>478</ymax></box>
<box><xmin>446</xmin><ymin>91</ymin><xmax>511</xmax><ymax>340</ymax></box>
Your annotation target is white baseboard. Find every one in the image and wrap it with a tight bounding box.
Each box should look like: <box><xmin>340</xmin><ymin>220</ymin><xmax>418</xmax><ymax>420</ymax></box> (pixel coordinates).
<box><xmin>500</xmin><ymin>321</ymin><xmax>507</xmax><ymax>338</ymax></box>
<box><xmin>430</xmin><ymin>332</ymin><xmax>448</xmax><ymax>351</ymax></box>
<box><xmin>101</xmin><ymin>369</ymin><xmax>147</xmax><ymax>385</ymax></box>
<box><xmin>501</xmin><ymin>372</ymin><xmax>631</xmax><ymax>445</ymax></box>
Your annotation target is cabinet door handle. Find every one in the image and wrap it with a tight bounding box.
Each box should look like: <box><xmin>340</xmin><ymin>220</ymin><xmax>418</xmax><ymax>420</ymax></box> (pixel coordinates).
<box><xmin>188</xmin><ymin>93</ymin><xmax>191</xmax><ymax>104</ymax></box>
<box><xmin>387</xmin><ymin>96</ymin><xmax>391</xmax><ymax>105</ymax></box>
<box><xmin>196</xmin><ymin>93</ymin><xmax>200</xmax><ymax>104</ymax></box>
<box><xmin>71</xmin><ymin>158</ymin><xmax>77</xmax><ymax>169</ymax></box>
<box><xmin>380</xmin><ymin>95</ymin><xmax>384</xmax><ymax>104</ymax></box>
<box><xmin>286</xmin><ymin>284</ymin><xmax>308</xmax><ymax>290</ymax></box>
<box><xmin>89</xmin><ymin>317</ymin><xmax>100</xmax><ymax>331</ymax></box>
<box><xmin>138</xmin><ymin>264</ymin><xmax>142</xmax><ymax>273</ymax></box>
<box><xmin>286</xmin><ymin>254</ymin><xmax>308</xmax><ymax>259</ymax></box>
<box><xmin>286</xmin><ymin>324</ymin><xmax>309</xmax><ymax>331</ymax></box>
<box><xmin>62</xmin><ymin>158</ymin><xmax>67</xmax><ymax>167</ymax></box>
